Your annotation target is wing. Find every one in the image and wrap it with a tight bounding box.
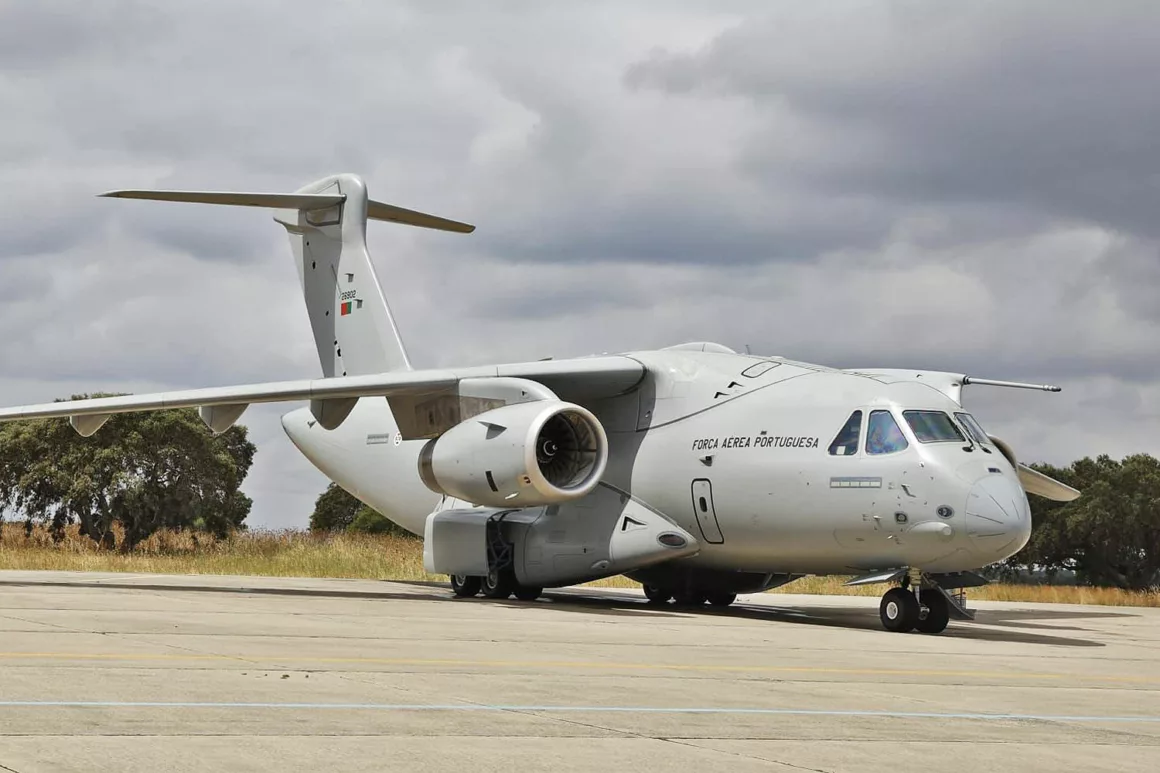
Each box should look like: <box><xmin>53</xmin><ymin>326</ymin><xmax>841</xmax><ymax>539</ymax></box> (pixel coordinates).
<box><xmin>1017</xmin><ymin>463</ymin><xmax>1081</xmax><ymax>502</ymax></box>
<box><xmin>0</xmin><ymin>356</ymin><xmax>645</xmax><ymax>437</ymax></box>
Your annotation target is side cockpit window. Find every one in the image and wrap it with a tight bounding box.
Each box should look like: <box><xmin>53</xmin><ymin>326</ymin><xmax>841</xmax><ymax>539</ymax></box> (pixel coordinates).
<box><xmin>954</xmin><ymin>412</ymin><xmax>991</xmax><ymax>445</ymax></box>
<box><xmin>828</xmin><ymin>410</ymin><xmax>862</xmax><ymax>456</ymax></box>
<box><xmin>866</xmin><ymin>410</ymin><xmax>908</xmax><ymax>454</ymax></box>
<box><xmin>902</xmin><ymin>410</ymin><xmax>965</xmax><ymax>443</ymax></box>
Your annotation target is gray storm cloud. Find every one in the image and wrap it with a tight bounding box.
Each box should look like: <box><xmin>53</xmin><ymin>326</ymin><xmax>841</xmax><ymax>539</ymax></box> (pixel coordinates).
<box><xmin>0</xmin><ymin>0</ymin><xmax>1156</xmax><ymax>528</ymax></box>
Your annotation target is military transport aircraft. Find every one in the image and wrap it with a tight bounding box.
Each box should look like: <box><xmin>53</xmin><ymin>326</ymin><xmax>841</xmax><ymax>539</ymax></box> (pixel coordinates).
<box><xmin>0</xmin><ymin>173</ymin><xmax>1081</xmax><ymax>634</ymax></box>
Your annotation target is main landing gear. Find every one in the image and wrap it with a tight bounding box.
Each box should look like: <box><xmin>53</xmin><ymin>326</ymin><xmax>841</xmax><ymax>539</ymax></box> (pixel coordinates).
<box><xmin>879</xmin><ymin>570</ymin><xmax>955</xmax><ymax>634</ymax></box>
<box><xmin>449</xmin><ymin>569</ymin><xmax>543</xmax><ymax>602</ymax></box>
<box><xmin>448</xmin><ymin>512</ymin><xmax>543</xmax><ymax>602</ymax></box>
<box><xmin>643</xmin><ymin>584</ymin><xmax>737</xmax><ymax>608</ymax></box>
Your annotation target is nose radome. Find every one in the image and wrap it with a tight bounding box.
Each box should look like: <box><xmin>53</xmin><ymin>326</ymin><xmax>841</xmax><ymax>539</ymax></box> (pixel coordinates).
<box><xmin>965</xmin><ymin>474</ymin><xmax>1032</xmax><ymax>560</ymax></box>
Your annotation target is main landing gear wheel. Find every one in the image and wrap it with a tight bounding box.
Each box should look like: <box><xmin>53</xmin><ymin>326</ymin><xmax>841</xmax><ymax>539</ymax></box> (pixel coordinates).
<box><xmin>673</xmin><ymin>590</ymin><xmax>708</xmax><ymax>606</ymax></box>
<box><xmin>513</xmin><ymin>584</ymin><xmax>543</xmax><ymax>602</ymax></box>
<box><xmin>915</xmin><ymin>589</ymin><xmax>950</xmax><ymax>634</ymax></box>
<box><xmin>880</xmin><ymin>587</ymin><xmax>919</xmax><ymax>632</ymax></box>
<box><xmin>481</xmin><ymin>568</ymin><xmax>515</xmax><ymax>599</ymax></box>
<box><xmin>706</xmin><ymin>592</ymin><xmax>737</xmax><ymax>608</ymax></box>
<box><xmin>643</xmin><ymin>584</ymin><xmax>672</xmax><ymax>604</ymax></box>
<box><xmin>450</xmin><ymin>574</ymin><xmax>481</xmax><ymax>598</ymax></box>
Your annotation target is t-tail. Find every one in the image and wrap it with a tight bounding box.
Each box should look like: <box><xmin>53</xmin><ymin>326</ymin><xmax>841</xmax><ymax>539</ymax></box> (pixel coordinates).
<box><xmin>100</xmin><ymin>174</ymin><xmax>474</xmax><ymax>377</ymax></box>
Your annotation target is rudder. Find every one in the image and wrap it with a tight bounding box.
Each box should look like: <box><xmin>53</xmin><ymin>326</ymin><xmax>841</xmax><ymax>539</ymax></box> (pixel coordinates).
<box><xmin>276</xmin><ymin>174</ymin><xmax>409</xmax><ymax>376</ymax></box>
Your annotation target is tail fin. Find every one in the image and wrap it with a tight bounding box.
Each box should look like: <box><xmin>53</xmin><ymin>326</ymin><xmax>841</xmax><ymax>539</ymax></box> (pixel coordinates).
<box><xmin>100</xmin><ymin>173</ymin><xmax>474</xmax><ymax>377</ymax></box>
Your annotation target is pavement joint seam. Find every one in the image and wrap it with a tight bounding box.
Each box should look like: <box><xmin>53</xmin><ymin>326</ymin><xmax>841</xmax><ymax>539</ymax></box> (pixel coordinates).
<box><xmin>663</xmin><ymin>737</ymin><xmax>832</xmax><ymax>772</ymax></box>
<box><xmin>1</xmin><ymin>734</ymin><xmax>1159</xmax><ymax>744</ymax></box>
<box><xmin>2</xmin><ymin>652</ymin><xmax>1157</xmax><ymax>685</ymax></box>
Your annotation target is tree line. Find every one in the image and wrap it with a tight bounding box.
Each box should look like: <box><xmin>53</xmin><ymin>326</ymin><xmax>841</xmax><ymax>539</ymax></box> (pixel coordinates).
<box><xmin>996</xmin><ymin>454</ymin><xmax>1160</xmax><ymax>590</ymax></box>
<box><xmin>0</xmin><ymin>402</ymin><xmax>1156</xmax><ymax>589</ymax></box>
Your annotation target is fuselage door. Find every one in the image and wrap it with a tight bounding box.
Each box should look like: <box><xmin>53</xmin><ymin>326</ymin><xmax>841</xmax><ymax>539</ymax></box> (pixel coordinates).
<box><xmin>691</xmin><ymin>478</ymin><xmax>724</xmax><ymax>544</ymax></box>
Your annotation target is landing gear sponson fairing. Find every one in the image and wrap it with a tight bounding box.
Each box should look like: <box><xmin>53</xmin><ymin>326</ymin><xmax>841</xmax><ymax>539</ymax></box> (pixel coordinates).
<box><xmin>0</xmin><ymin>173</ymin><xmax>1081</xmax><ymax>634</ymax></box>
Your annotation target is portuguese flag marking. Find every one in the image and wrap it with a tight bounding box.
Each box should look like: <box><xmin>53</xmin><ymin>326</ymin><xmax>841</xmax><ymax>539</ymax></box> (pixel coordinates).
<box><xmin>340</xmin><ymin>301</ymin><xmax>353</xmax><ymax>316</ymax></box>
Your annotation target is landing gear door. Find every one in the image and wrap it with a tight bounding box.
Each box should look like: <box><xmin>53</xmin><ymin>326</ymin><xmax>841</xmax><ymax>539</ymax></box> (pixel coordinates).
<box><xmin>691</xmin><ymin>479</ymin><xmax>724</xmax><ymax>544</ymax></box>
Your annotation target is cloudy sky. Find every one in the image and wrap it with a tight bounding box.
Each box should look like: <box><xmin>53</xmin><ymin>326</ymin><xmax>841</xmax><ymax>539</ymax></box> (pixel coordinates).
<box><xmin>2</xmin><ymin>0</ymin><xmax>1157</xmax><ymax>529</ymax></box>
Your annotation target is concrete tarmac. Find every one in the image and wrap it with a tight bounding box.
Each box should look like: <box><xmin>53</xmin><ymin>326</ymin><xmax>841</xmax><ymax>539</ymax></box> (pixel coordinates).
<box><xmin>0</xmin><ymin>571</ymin><xmax>1158</xmax><ymax>772</ymax></box>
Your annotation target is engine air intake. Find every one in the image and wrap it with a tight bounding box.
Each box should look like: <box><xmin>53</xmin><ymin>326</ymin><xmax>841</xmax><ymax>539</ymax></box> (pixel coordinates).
<box><xmin>418</xmin><ymin>400</ymin><xmax>608</xmax><ymax>507</ymax></box>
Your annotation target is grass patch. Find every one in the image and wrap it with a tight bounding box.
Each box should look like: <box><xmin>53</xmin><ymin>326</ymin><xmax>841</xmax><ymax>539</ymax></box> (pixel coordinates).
<box><xmin>2</xmin><ymin>524</ymin><xmax>1158</xmax><ymax>607</ymax></box>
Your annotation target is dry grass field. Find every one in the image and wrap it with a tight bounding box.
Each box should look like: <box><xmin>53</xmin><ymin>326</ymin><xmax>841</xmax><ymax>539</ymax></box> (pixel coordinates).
<box><xmin>2</xmin><ymin>524</ymin><xmax>1157</xmax><ymax>606</ymax></box>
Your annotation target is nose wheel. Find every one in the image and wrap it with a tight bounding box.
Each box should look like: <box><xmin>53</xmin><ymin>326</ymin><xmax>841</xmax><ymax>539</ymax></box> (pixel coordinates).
<box><xmin>879</xmin><ymin>580</ymin><xmax>952</xmax><ymax>634</ymax></box>
<box><xmin>880</xmin><ymin>587</ymin><xmax>919</xmax><ymax>632</ymax></box>
<box><xmin>915</xmin><ymin>589</ymin><xmax>950</xmax><ymax>633</ymax></box>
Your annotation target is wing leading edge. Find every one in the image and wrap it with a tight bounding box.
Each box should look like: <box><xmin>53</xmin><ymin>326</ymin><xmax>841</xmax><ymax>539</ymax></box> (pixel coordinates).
<box><xmin>0</xmin><ymin>356</ymin><xmax>645</xmax><ymax>437</ymax></box>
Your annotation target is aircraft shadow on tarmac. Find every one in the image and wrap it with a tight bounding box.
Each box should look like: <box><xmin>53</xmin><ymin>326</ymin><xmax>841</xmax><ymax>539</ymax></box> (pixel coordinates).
<box><xmin>410</xmin><ymin>583</ymin><xmax>1119</xmax><ymax>647</ymax></box>
<box><xmin>1</xmin><ymin>578</ymin><xmax>1127</xmax><ymax>646</ymax></box>
<box><xmin>530</xmin><ymin>587</ymin><xmax>1121</xmax><ymax>648</ymax></box>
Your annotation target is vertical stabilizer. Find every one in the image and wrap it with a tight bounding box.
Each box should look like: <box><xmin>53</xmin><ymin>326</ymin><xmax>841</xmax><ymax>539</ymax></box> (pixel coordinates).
<box><xmin>100</xmin><ymin>173</ymin><xmax>474</xmax><ymax>378</ymax></box>
<box><xmin>277</xmin><ymin>174</ymin><xmax>410</xmax><ymax>376</ymax></box>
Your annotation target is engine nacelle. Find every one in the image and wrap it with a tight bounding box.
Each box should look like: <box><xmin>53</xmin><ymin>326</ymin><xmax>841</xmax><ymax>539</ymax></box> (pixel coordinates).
<box><xmin>417</xmin><ymin>400</ymin><xmax>608</xmax><ymax>507</ymax></box>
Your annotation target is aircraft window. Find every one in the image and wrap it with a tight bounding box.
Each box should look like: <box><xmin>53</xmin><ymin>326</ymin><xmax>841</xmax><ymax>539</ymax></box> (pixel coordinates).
<box><xmin>742</xmin><ymin>361</ymin><xmax>780</xmax><ymax>378</ymax></box>
<box><xmin>827</xmin><ymin>410</ymin><xmax>862</xmax><ymax>456</ymax></box>
<box><xmin>866</xmin><ymin>410</ymin><xmax>909</xmax><ymax>455</ymax></box>
<box><xmin>903</xmin><ymin>410</ymin><xmax>965</xmax><ymax>443</ymax></box>
<box><xmin>954</xmin><ymin>412</ymin><xmax>991</xmax><ymax>445</ymax></box>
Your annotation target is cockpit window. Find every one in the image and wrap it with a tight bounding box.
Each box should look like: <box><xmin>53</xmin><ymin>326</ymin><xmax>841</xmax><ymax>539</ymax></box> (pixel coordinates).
<box><xmin>866</xmin><ymin>410</ymin><xmax>909</xmax><ymax>454</ymax></box>
<box><xmin>903</xmin><ymin>410</ymin><xmax>965</xmax><ymax>443</ymax></box>
<box><xmin>828</xmin><ymin>410</ymin><xmax>862</xmax><ymax>456</ymax></box>
<box><xmin>954</xmin><ymin>412</ymin><xmax>991</xmax><ymax>445</ymax></box>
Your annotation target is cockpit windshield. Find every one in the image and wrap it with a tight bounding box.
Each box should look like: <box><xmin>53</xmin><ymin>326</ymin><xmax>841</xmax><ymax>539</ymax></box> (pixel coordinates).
<box><xmin>866</xmin><ymin>410</ymin><xmax>909</xmax><ymax>454</ymax></box>
<box><xmin>954</xmin><ymin>412</ymin><xmax>991</xmax><ymax>445</ymax></box>
<box><xmin>902</xmin><ymin>410</ymin><xmax>965</xmax><ymax>443</ymax></box>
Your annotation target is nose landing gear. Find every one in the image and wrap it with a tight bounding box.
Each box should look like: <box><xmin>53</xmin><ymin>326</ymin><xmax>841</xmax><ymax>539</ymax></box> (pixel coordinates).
<box><xmin>879</xmin><ymin>569</ymin><xmax>963</xmax><ymax>634</ymax></box>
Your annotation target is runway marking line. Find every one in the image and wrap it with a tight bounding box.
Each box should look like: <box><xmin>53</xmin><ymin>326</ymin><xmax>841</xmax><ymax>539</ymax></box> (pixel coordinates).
<box><xmin>0</xmin><ymin>652</ymin><xmax>1157</xmax><ymax>685</ymax></box>
<box><xmin>0</xmin><ymin>701</ymin><xmax>1158</xmax><ymax>723</ymax></box>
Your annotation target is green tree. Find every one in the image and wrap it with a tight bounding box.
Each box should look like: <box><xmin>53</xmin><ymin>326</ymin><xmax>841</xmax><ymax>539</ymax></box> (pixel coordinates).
<box><xmin>348</xmin><ymin>506</ymin><xmax>397</xmax><ymax>534</ymax></box>
<box><xmin>0</xmin><ymin>394</ymin><xmax>256</xmax><ymax>550</ymax></box>
<box><xmin>309</xmin><ymin>482</ymin><xmax>361</xmax><ymax>531</ymax></box>
<box><xmin>309</xmin><ymin>482</ymin><xmax>410</xmax><ymax>536</ymax></box>
<box><xmin>1008</xmin><ymin>453</ymin><xmax>1160</xmax><ymax>590</ymax></box>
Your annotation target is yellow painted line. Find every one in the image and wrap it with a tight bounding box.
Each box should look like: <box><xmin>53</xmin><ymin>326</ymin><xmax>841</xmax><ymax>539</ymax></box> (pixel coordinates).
<box><xmin>0</xmin><ymin>651</ymin><xmax>1157</xmax><ymax>685</ymax></box>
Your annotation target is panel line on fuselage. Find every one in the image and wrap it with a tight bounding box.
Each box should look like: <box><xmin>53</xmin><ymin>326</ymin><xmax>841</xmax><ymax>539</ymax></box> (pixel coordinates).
<box><xmin>639</xmin><ymin>369</ymin><xmax>818</xmax><ymax>431</ymax></box>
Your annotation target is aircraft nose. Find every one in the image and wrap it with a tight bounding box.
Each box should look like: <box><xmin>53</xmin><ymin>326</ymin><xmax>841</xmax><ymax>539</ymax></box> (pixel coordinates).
<box><xmin>965</xmin><ymin>474</ymin><xmax>1032</xmax><ymax>560</ymax></box>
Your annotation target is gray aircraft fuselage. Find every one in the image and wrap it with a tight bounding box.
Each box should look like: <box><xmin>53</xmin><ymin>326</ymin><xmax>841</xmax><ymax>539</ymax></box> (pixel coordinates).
<box><xmin>282</xmin><ymin>347</ymin><xmax>1030</xmax><ymax>579</ymax></box>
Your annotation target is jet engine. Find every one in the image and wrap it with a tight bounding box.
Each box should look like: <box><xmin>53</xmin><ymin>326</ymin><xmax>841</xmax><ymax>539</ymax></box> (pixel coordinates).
<box><xmin>417</xmin><ymin>400</ymin><xmax>608</xmax><ymax>507</ymax></box>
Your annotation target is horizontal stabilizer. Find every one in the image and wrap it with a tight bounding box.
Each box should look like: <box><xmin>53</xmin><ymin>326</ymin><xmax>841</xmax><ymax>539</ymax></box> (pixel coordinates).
<box><xmin>1017</xmin><ymin>463</ymin><xmax>1081</xmax><ymax>502</ymax></box>
<box><xmin>99</xmin><ymin>188</ymin><xmax>475</xmax><ymax>233</ymax></box>
<box><xmin>366</xmin><ymin>200</ymin><xmax>475</xmax><ymax>233</ymax></box>
<box><xmin>100</xmin><ymin>190</ymin><xmax>344</xmax><ymax>211</ymax></box>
